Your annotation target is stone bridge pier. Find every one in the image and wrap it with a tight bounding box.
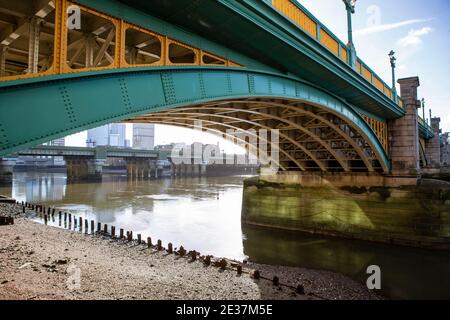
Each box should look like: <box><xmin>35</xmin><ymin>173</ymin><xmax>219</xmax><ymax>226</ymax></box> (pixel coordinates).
<box><xmin>65</xmin><ymin>157</ymin><xmax>103</xmax><ymax>183</ymax></box>
<box><xmin>242</xmin><ymin>76</ymin><xmax>450</xmax><ymax>250</ymax></box>
<box><xmin>388</xmin><ymin>77</ymin><xmax>442</xmax><ymax>173</ymax></box>
<box><xmin>125</xmin><ymin>158</ymin><xmax>159</xmax><ymax>180</ymax></box>
<box><xmin>388</xmin><ymin>77</ymin><xmax>422</xmax><ymax>177</ymax></box>
<box><xmin>425</xmin><ymin>117</ymin><xmax>441</xmax><ymax>169</ymax></box>
<box><xmin>170</xmin><ymin>163</ymin><xmax>206</xmax><ymax>177</ymax></box>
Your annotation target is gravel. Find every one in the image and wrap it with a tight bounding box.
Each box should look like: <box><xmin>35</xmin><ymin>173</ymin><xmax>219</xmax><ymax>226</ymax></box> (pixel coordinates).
<box><xmin>0</xmin><ymin>203</ymin><xmax>381</xmax><ymax>300</ymax></box>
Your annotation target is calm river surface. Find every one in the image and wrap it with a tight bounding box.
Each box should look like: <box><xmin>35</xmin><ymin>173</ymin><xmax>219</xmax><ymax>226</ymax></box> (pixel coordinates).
<box><xmin>1</xmin><ymin>172</ymin><xmax>450</xmax><ymax>300</ymax></box>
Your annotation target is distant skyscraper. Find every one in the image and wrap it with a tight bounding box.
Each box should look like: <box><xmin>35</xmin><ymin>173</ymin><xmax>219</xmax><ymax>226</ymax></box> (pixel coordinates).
<box><xmin>87</xmin><ymin>124</ymin><xmax>126</xmax><ymax>147</ymax></box>
<box><xmin>133</xmin><ymin>124</ymin><xmax>155</xmax><ymax>150</ymax></box>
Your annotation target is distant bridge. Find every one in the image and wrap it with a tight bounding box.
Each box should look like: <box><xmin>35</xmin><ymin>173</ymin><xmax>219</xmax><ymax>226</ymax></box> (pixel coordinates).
<box><xmin>0</xmin><ymin>0</ymin><xmax>440</xmax><ymax>179</ymax></box>
<box><xmin>9</xmin><ymin>145</ymin><xmax>254</xmax><ymax>181</ymax></box>
<box><xmin>16</xmin><ymin>145</ymin><xmax>161</xmax><ymax>159</ymax></box>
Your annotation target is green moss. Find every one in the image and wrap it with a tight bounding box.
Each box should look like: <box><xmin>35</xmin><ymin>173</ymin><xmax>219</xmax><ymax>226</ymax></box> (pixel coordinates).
<box><xmin>368</xmin><ymin>187</ymin><xmax>391</xmax><ymax>200</ymax></box>
<box><xmin>242</xmin><ymin>177</ymin><xmax>450</xmax><ymax>246</ymax></box>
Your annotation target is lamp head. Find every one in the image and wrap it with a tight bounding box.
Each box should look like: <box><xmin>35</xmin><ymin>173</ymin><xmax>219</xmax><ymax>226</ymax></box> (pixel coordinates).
<box><xmin>343</xmin><ymin>0</ymin><xmax>356</xmax><ymax>13</ymax></box>
<box><xmin>389</xmin><ymin>50</ymin><xmax>397</xmax><ymax>67</ymax></box>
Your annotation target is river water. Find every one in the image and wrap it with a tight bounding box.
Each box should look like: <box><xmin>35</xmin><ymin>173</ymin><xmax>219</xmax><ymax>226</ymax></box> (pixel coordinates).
<box><xmin>1</xmin><ymin>172</ymin><xmax>450</xmax><ymax>300</ymax></box>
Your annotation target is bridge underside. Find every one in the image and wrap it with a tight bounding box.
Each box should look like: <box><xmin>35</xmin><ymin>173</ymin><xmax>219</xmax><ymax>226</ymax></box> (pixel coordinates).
<box><xmin>0</xmin><ymin>68</ymin><xmax>389</xmax><ymax>173</ymax></box>
<box><xmin>125</xmin><ymin>98</ymin><xmax>387</xmax><ymax>173</ymax></box>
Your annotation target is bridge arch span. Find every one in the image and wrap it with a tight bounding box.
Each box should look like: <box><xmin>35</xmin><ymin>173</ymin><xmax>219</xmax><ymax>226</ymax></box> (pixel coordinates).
<box><xmin>0</xmin><ymin>67</ymin><xmax>389</xmax><ymax>172</ymax></box>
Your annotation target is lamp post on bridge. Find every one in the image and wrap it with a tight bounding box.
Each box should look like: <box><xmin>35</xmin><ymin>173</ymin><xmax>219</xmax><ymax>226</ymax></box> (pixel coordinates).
<box><xmin>343</xmin><ymin>0</ymin><xmax>357</xmax><ymax>70</ymax></box>
<box><xmin>389</xmin><ymin>50</ymin><xmax>397</xmax><ymax>103</ymax></box>
<box><xmin>421</xmin><ymin>98</ymin><xmax>426</xmax><ymax>123</ymax></box>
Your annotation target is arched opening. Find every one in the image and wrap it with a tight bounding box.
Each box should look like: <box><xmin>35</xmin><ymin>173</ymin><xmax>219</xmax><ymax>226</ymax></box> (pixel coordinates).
<box><xmin>123</xmin><ymin>98</ymin><xmax>388</xmax><ymax>173</ymax></box>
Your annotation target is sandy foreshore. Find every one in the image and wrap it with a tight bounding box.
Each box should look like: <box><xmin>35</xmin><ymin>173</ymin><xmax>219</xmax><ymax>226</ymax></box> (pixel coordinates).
<box><xmin>0</xmin><ymin>203</ymin><xmax>380</xmax><ymax>300</ymax></box>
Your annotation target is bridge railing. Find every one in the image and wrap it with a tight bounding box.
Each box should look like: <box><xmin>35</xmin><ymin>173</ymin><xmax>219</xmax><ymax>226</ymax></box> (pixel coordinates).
<box><xmin>0</xmin><ymin>0</ymin><xmax>242</xmax><ymax>83</ymax></box>
<box><xmin>271</xmin><ymin>0</ymin><xmax>403</xmax><ymax>109</ymax></box>
<box><xmin>418</xmin><ymin>115</ymin><xmax>434</xmax><ymax>139</ymax></box>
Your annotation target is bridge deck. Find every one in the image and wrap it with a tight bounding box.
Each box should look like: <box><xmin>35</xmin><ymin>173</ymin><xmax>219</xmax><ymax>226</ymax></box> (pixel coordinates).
<box><xmin>0</xmin><ymin>0</ymin><xmax>435</xmax><ymax>163</ymax></box>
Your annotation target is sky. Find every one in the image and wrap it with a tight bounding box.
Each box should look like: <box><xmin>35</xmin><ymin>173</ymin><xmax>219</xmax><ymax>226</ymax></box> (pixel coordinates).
<box><xmin>66</xmin><ymin>0</ymin><xmax>450</xmax><ymax>149</ymax></box>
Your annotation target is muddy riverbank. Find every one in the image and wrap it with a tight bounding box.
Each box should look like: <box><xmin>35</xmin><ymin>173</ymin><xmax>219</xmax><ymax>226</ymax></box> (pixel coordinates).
<box><xmin>0</xmin><ymin>203</ymin><xmax>380</xmax><ymax>300</ymax></box>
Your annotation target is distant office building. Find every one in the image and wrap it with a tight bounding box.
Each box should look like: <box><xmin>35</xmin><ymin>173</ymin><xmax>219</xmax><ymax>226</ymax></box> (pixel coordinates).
<box><xmin>133</xmin><ymin>124</ymin><xmax>155</xmax><ymax>150</ymax></box>
<box><xmin>154</xmin><ymin>143</ymin><xmax>179</xmax><ymax>153</ymax></box>
<box><xmin>87</xmin><ymin>124</ymin><xmax>126</xmax><ymax>147</ymax></box>
<box><xmin>41</xmin><ymin>137</ymin><xmax>65</xmax><ymax>147</ymax></box>
<box><xmin>155</xmin><ymin>142</ymin><xmax>221</xmax><ymax>155</ymax></box>
<box><xmin>49</xmin><ymin>138</ymin><xmax>65</xmax><ymax>146</ymax></box>
<box><xmin>38</xmin><ymin>137</ymin><xmax>65</xmax><ymax>166</ymax></box>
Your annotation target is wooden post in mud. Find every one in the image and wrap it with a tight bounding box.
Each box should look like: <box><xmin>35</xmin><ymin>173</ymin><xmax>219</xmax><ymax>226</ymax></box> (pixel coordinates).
<box><xmin>273</xmin><ymin>276</ymin><xmax>279</xmax><ymax>286</ymax></box>
<box><xmin>220</xmin><ymin>259</ymin><xmax>227</xmax><ymax>270</ymax></box>
<box><xmin>147</xmin><ymin>237</ymin><xmax>152</xmax><ymax>248</ymax></box>
<box><xmin>22</xmin><ymin>206</ymin><xmax>25</xmax><ymax>213</ymax></box>
<box><xmin>168</xmin><ymin>243</ymin><xmax>173</xmax><ymax>254</ymax></box>
<box><xmin>44</xmin><ymin>215</ymin><xmax>48</xmax><ymax>225</ymax></box>
<box><xmin>85</xmin><ymin>219</ymin><xmax>88</xmax><ymax>233</ymax></box>
<box><xmin>126</xmin><ymin>231</ymin><xmax>132</xmax><ymax>241</ymax></box>
<box><xmin>111</xmin><ymin>226</ymin><xmax>116</xmax><ymax>238</ymax></box>
<box><xmin>157</xmin><ymin>240</ymin><xmax>162</xmax><ymax>251</ymax></box>
<box><xmin>296</xmin><ymin>285</ymin><xmax>305</xmax><ymax>295</ymax></box>
<box><xmin>91</xmin><ymin>220</ymin><xmax>94</xmax><ymax>233</ymax></box>
<box><xmin>97</xmin><ymin>222</ymin><xmax>101</xmax><ymax>232</ymax></box>
<box><xmin>103</xmin><ymin>224</ymin><xmax>108</xmax><ymax>234</ymax></box>
<box><xmin>137</xmin><ymin>234</ymin><xmax>141</xmax><ymax>244</ymax></box>
<box><xmin>237</xmin><ymin>265</ymin><xmax>242</xmax><ymax>275</ymax></box>
<box><xmin>64</xmin><ymin>212</ymin><xmax>67</xmax><ymax>221</ymax></box>
<box><xmin>120</xmin><ymin>229</ymin><xmax>124</xmax><ymax>239</ymax></box>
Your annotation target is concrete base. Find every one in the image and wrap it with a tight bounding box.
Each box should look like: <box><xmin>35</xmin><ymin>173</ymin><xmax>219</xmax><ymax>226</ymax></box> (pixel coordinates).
<box><xmin>242</xmin><ymin>176</ymin><xmax>450</xmax><ymax>250</ymax></box>
<box><xmin>260</xmin><ymin>172</ymin><xmax>419</xmax><ymax>188</ymax></box>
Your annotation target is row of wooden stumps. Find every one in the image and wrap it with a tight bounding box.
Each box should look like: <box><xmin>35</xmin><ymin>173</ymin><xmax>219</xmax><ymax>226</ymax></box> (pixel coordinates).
<box><xmin>19</xmin><ymin>200</ymin><xmax>306</xmax><ymax>295</ymax></box>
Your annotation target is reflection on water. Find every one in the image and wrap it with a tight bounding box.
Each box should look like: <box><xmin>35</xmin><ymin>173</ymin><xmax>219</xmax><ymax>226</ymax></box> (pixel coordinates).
<box><xmin>3</xmin><ymin>172</ymin><xmax>246</xmax><ymax>260</ymax></box>
<box><xmin>243</xmin><ymin>226</ymin><xmax>450</xmax><ymax>300</ymax></box>
<box><xmin>1</xmin><ymin>172</ymin><xmax>450</xmax><ymax>299</ymax></box>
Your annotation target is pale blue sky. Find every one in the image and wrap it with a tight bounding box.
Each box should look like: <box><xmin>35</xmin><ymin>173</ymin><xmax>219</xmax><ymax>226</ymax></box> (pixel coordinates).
<box><xmin>66</xmin><ymin>0</ymin><xmax>450</xmax><ymax>149</ymax></box>
<box><xmin>299</xmin><ymin>0</ymin><xmax>450</xmax><ymax>128</ymax></box>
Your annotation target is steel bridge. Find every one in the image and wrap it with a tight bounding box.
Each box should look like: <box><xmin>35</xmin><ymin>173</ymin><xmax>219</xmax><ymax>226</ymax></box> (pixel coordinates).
<box><xmin>15</xmin><ymin>145</ymin><xmax>160</xmax><ymax>159</ymax></box>
<box><xmin>0</xmin><ymin>0</ymin><xmax>438</xmax><ymax>176</ymax></box>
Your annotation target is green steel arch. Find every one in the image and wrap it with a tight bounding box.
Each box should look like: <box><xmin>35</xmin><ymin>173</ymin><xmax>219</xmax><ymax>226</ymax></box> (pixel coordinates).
<box><xmin>0</xmin><ymin>67</ymin><xmax>390</xmax><ymax>172</ymax></box>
